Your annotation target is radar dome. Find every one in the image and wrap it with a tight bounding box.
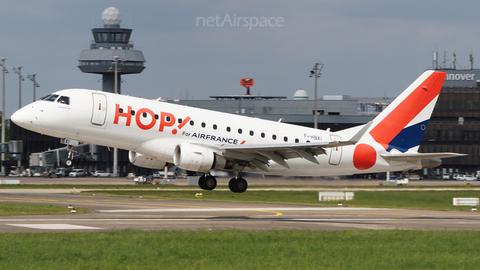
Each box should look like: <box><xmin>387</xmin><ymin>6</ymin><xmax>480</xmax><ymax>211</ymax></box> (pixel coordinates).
<box><xmin>102</xmin><ymin>7</ymin><xmax>122</xmax><ymax>27</ymax></box>
<box><xmin>294</xmin><ymin>90</ymin><xmax>309</xmax><ymax>100</ymax></box>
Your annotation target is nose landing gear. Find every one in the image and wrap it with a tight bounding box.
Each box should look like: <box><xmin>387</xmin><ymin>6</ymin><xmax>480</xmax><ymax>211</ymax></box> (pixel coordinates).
<box><xmin>60</xmin><ymin>139</ymin><xmax>79</xmax><ymax>167</ymax></box>
<box><xmin>61</xmin><ymin>145</ymin><xmax>76</xmax><ymax>167</ymax></box>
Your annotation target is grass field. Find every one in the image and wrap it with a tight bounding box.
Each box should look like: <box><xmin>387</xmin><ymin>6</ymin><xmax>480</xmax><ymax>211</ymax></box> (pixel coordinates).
<box><xmin>1</xmin><ymin>187</ymin><xmax>480</xmax><ymax>268</ymax></box>
<box><xmin>0</xmin><ymin>183</ymin><xmax>478</xmax><ymax>189</ymax></box>
<box><xmin>78</xmin><ymin>189</ymin><xmax>480</xmax><ymax>211</ymax></box>
<box><xmin>0</xmin><ymin>230</ymin><xmax>479</xmax><ymax>269</ymax></box>
<box><xmin>0</xmin><ymin>203</ymin><xmax>90</xmax><ymax>215</ymax></box>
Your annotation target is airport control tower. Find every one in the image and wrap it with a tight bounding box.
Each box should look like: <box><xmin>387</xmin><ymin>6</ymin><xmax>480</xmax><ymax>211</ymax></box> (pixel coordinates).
<box><xmin>78</xmin><ymin>7</ymin><xmax>145</xmax><ymax>93</ymax></box>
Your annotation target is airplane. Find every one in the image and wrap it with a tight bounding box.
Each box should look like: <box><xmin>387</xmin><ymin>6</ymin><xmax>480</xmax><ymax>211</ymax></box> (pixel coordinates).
<box><xmin>11</xmin><ymin>70</ymin><xmax>465</xmax><ymax>193</ymax></box>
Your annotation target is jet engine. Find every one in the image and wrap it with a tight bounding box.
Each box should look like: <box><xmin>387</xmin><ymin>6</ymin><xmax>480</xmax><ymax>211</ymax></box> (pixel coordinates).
<box><xmin>128</xmin><ymin>151</ymin><xmax>167</xmax><ymax>169</ymax></box>
<box><xmin>173</xmin><ymin>143</ymin><xmax>228</xmax><ymax>172</ymax></box>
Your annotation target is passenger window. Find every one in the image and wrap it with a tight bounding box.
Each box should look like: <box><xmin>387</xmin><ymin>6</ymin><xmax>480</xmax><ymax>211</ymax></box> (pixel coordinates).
<box><xmin>57</xmin><ymin>96</ymin><xmax>69</xmax><ymax>105</ymax></box>
<box><xmin>295</xmin><ymin>138</ymin><xmax>299</xmax><ymax>143</ymax></box>
<box><xmin>238</xmin><ymin>128</ymin><xmax>243</xmax><ymax>134</ymax></box>
<box><xmin>227</xmin><ymin>127</ymin><xmax>231</xmax><ymax>132</ymax></box>
<box><xmin>284</xmin><ymin>136</ymin><xmax>288</xmax><ymax>142</ymax></box>
<box><xmin>213</xmin><ymin>124</ymin><xmax>217</xmax><ymax>130</ymax></box>
<box><xmin>131</xmin><ymin>110</ymin><xmax>135</xmax><ymax>116</ymax></box>
<box><xmin>119</xmin><ymin>108</ymin><xmax>124</xmax><ymax>113</ymax></box>
<box><xmin>272</xmin><ymin>135</ymin><xmax>277</xmax><ymax>140</ymax></box>
<box><xmin>142</xmin><ymin>112</ymin><xmax>147</xmax><ymax>118</ymax></box>
<box><xmin>249</xmin><ymin>131</ymin><xmax>254</xmax><ymax>136</ymax></box>
<box><xmin>190</xmin><ymin>120</ymin><xmax>194</xmax><ymax>126</ymax></box>
<box><xmin>178</xmin><ymin>118</ymin><xmax>183</xmax><ymax>124</ymax></box>
<box><xmin>201</xmin><ymin>122</ymin><xmax>206</xmax><ymax>128</ymax></box>
<box><xmin>261</xmin><ymin>133</ymin><xmax>265</xmax><ymax>138</ymax></box>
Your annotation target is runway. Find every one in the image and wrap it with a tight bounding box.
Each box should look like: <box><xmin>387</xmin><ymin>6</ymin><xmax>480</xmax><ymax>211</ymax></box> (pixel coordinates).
<box><xmin>0</xmin><ymin>191</ymin><xmax>479</xmax><ymax>232</ymax></box>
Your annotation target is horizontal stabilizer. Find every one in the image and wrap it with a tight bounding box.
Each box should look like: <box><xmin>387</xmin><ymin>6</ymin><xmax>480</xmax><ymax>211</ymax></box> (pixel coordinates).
<box><xmin>381</xmin><ymin>152</ymin><xmax>466</xmax><ymax>162</ymax></box>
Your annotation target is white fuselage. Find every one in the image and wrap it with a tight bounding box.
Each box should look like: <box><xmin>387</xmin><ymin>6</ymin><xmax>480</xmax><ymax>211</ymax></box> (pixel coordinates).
<box><xmin>11</xmin><ymin>89</ymin><xmax>420</xmax><ymax>176</ymax></box>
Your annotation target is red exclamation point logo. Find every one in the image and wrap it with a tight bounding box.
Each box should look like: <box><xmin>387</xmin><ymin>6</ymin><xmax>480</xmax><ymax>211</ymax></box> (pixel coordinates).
<box><xmin>173</xmin><ymin>116</ymin><xmax>191</xmax><ymax>134</ymax></box>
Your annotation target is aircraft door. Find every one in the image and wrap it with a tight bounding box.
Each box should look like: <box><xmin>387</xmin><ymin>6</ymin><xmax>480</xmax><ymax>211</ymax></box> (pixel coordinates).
<box><xmin>328</xmin><ymin>135</ymin><xmax>342</xmax><ymax>165</ymax></box>
<box><xmin>91</xmin><ymin>93</ymin><xmax>107</xmax><ymax>126</ymax></box>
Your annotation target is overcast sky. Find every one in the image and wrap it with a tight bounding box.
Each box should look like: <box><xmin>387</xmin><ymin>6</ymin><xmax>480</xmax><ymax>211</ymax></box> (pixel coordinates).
<box><xmin>1</xmin><ymin>0</ymin><xmax>479</xmax><ymax>117</ymax></box>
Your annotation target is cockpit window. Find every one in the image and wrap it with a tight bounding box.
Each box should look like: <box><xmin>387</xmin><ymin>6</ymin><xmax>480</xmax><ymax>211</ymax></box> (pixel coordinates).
<box><xmin>57</xmin><ymin>96</ymin><xmax>70</xmax><ymax>105</ymax></box>
<box><xmin>41</xmin><ymin>94</ymin><xmax>59</xmax><ymax>102</ymax></box>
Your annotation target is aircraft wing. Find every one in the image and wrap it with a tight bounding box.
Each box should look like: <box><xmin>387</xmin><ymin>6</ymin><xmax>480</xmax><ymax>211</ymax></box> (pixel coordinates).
<box><xmin>381</xmin><ymin>152</ymin><xmax>467</xmax><ymax>162</ymax></box>
<box><xmin>211</xmin><ymin>121</ymin><xmax>373</xmax><ymax>172</ymax></box>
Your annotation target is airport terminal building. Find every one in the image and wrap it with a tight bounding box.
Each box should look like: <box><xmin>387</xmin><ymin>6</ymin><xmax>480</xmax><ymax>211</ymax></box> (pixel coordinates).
<box><xmin>420</xmin><ymin>68</ymin><xmax>480</xmax><ymax>176</ymax></box>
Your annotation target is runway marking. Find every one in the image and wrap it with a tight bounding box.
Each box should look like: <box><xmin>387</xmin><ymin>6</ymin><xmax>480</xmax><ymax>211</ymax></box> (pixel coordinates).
<box><xmin>253</xmin><ymin>210</ymin><xmax>283</xmax><ymax>216</ymax></box>
<box><xmin>7</xmin><ymin>224</ymin><xmax>102</xmax><ymax>230</ymax></box>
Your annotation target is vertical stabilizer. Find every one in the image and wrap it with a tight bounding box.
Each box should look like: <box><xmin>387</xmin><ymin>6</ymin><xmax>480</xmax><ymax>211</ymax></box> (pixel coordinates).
<box><xmin>368</xmin><ymin>70</ymin><xmax>446</xmax><ymax>152</ymax></box>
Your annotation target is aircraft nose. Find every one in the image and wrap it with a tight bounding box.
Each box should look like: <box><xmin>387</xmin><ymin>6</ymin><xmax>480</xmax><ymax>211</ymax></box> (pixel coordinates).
<box><xmin>11</xmin><ymin>106</ymin><xmax>33</xmax><ymax>127</ymax></box>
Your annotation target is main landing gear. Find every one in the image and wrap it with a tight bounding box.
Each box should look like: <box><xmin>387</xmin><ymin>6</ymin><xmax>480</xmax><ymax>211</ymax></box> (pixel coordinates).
<box><xmin>198</xmin><ymin>174</ymin><xmax>217</xmax><ymax>190</ymax></box>
<box><xmin>228</xmin><ymin>177</ymin><xmax>248</xmax><ymax>193</ymax></box>
<box><xmin>197</xmin><ymin>173</ymin><xmax>248</xmax><ymax>193</ymax></box>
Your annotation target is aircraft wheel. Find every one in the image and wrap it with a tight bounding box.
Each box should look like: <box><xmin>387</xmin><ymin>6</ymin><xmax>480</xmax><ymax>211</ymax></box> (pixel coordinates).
<box><xmin>62</xmin><ymin>158</ymin><xmax>73</xmax><ymax>167</ymax></box>
<box><xmin>228</xmin><ymin>178</ymin><xmax>237</xmax><ymax>192</ymax></box>
<box><xmin>229</xmin><ymin>177</ymin><xmax>248</xmax><ymax>193</ymax></box>
<box><xmin>204</xmin><ymin>175</ymin><xmax>217</xmax><ymax>190</ymax></box>
<box><xmin>65</xmin><ymin>159</ymin><xmax>73</xmax><ymax>167</ymax></box>
<box><xmin>198</xmin><ymin>175</ymin><xmax>207</xmax><ymax>190</ymax></box>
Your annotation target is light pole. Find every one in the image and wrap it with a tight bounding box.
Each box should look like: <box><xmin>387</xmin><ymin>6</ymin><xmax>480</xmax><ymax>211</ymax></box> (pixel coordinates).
<box><xmin>26</xmin><ymin>74</ymin><xmax>40</xmax><ymax>102</ymax></box>
<box><xmin>12</xmin><ymin>66</ymin><xmax>25</xmax><ymax>172</ymax></box>
<box><xmin>0</xmin><ymin>58</ymin><xmax>8</xmax><ymax>175</ymax></box>
<box><xmin>309</xmin><ymin>62</ymin><xmax>324</xmax><ymax>129</ymax></box>
<box><xmin>12</xmin><ymin>66</ymin><xmax>25</xmax><ymax>109</ymax></box>
<box><xmin>112</xmin><ymin>56</ymin><xmax>122</xmax><ymax>177</ymax></box>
